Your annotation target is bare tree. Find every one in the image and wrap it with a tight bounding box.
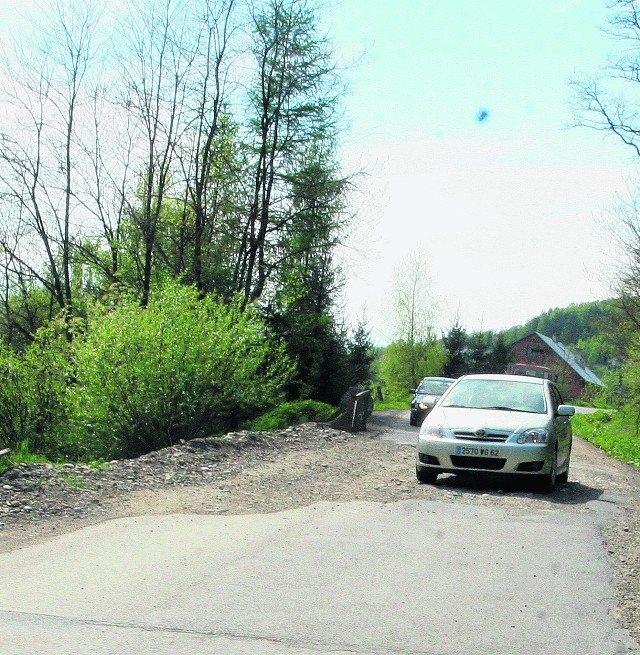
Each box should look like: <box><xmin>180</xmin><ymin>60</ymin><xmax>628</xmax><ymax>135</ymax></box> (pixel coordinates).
<box><xmin>117</xmin><ymin>0</ymin><xmax>194</xmax><ymax>306</ymax></box>
<box><xmin>571</xmin><ymin>0</ymin><xmax>640</xmax><ymax>332</ymax></box>
<box><xmin>570</xmin><ymin>0</ymin><xmax>640</xmax><ymax>157</ymax></box>
<box><xmin>177</xmin><ymin>0</ymin><xmax>238</xmax><ymax>292</ymax></box>
<box><xmin>0</xmin><ymin>0</ymin><xmax>101</xmax><ymax>339</ymax></box>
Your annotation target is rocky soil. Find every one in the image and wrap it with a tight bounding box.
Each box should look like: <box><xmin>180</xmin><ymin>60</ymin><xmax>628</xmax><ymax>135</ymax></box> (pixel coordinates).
<box><xmin>1</xmin><ymin>413</ymin><xmax>638</xmax><ymax>645</ymax></box>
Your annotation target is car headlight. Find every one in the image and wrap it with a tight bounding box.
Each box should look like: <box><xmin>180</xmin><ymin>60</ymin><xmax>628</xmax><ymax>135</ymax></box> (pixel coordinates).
<box><xmin>418</xmin><ymin>401</ymin><xmax>433</xmax><ymax>410</ymax></box>
<box><xmin>421</xmin><ymin>424</ymin><xmax>445</xmax><ymax>438</ymax></box>
<box><xmin>516</xmin><ymin>428</ymin><xmax>548</xmax><ymax>444</ymax></box>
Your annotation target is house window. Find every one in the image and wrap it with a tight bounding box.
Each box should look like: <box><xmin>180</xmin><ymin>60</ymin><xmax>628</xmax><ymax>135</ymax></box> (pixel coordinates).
<box><xmin>527</xmin><ymin>344</ymin><xmax>545</xmax><ymax>364</ymax></box>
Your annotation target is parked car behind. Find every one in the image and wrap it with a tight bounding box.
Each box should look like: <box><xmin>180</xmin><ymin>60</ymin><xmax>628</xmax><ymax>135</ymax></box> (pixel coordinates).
<box><xmin>409</xmin><ymin>376</ymin><xmax>456</xmax><ymax>426</ymax></box>
<box><xmin>415</xmin><ymin>373</ymin><xmax>574</xmax><ymax>492</ymax></box>
<box><xmin>506</xmin><ymin>362</ymin><xmax>558</xmax><ymax>381</ymax></box>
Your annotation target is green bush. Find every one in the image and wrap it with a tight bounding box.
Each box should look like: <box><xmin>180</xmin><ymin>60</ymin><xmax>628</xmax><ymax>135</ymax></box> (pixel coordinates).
<box><xmin>0</xmin><ymin>346</ymin><xmax>29</xmax><ymax>451</ymax></box>
<box><xmin>378</xmin><ymin>340</ymin><xmax>447</xmax><ymax>402</ymax></box>
<box><xmin>246</xmin><ymin>400</ymin><xmax>336</xmax><ymax>431</ymax></box>
<box><xmin>0</xmin><ymin>326</ymin><xmax>73</xmax><ymax>461</ymax></box>
<box><xmin>67</xmin><ymin>282</ymin><xmax>293</xmax><ymax>459</ymax></box>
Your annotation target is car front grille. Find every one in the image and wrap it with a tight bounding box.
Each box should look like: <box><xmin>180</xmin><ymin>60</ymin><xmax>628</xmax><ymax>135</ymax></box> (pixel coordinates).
<box><xmin>453</xmin><ymin>430</ymin><xmax>509</xmax><ymax>442</ymax></box>
<box><xmin>450</xmin><ymin>456</ymin><xmax>506</xmax><ymax>470</ymax></box>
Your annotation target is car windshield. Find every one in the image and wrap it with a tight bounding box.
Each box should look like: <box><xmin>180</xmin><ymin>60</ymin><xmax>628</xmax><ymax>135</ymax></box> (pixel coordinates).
<box><xmin>417</xmin><ymin>380</ymin><xmax>453</xmax><ymax>395</ymax></box>
<box><xmin>441</xmin><ymin>379</ymin><xmax>547</xmax><ymax>413</ymax></box>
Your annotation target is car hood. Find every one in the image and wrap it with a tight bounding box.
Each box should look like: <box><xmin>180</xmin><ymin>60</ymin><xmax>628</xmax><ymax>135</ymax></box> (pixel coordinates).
<box><xmin>427</xmin><ymin>406</ymin><xmax>548</xmax><ymax>433</ymax></box>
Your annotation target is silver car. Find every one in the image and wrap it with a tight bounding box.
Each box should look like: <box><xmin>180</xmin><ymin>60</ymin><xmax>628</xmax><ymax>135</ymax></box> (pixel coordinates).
<box><xmin>415</xmin><ymin>373</ymin><xmax>574</xmax><ymax>492</ymax></box>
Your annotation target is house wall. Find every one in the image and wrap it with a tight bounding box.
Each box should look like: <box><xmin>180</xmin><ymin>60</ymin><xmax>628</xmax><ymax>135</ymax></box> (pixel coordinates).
<box><xmin>508</xmin><ymin>334</ymin><xmax>584</xmax><ymax>399</ymax></box>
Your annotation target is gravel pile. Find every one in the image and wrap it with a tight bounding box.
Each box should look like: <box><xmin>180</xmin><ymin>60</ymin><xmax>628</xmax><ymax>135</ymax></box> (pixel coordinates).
<box><xmin>0</xmin><ymin>424</ymin><xmax>346</xmax><ymax>533</ymax></box>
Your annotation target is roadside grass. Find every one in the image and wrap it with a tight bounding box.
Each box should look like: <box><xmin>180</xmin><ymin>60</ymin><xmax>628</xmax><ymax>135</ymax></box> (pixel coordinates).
<box><xmin>373</xmin><ymin>399</ymin><xmax>407</xmax><ymax>411</ymax></box>
<box><xmin>59</xmin><ymin>472</ymin><xmax>87</xmax><ymax>488</ymax></box>
<box><xmin>0</xmin><ymin>440</ymin><xmax>112</xmax><ymax>476</ymax></box>
<box><xmin>573</xmin><ymin>410</ymin><xmax>640</xmax><ymax>468</ymax></box>
<box><xmin>245</xmin><ymin>400</ymin><xmax>336</xmax><ymax>431</ymax></box>
<box><xmin>0</xmin><ymin>440</ymin><xmax>50</xmax><ymax>475</ymax></box>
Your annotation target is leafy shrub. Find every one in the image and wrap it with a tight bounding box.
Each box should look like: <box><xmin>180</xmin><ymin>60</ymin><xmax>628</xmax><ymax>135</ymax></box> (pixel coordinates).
<box><xmin>0</xmin><ymin>346</ymin><xmax>28</xmax><ymax>451</ymax></box>
<box><xmin>246</xmin><ymin>400</ymin><xmax>336</xmax><ymax>431</ymax></box>
<box><xmin>378</xmin><ymin>339</ymin><xmax>447</xmax><ymax>402</ymax></box>
<box><xmin>68</xmin><ymin>282</ymin><xmax>293</xmax><ymax>459</ymax></box>
<box><xmin>0</xmin><ymin>325</ymin><xmax>73</xmax><ymax>460</ymax></box>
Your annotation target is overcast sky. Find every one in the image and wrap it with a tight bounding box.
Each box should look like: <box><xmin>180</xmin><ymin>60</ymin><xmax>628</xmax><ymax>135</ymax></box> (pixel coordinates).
<box><xmin>321</xmin><ymin>0</ymin><xmax>638</xmax><ymax>343</ymax></box>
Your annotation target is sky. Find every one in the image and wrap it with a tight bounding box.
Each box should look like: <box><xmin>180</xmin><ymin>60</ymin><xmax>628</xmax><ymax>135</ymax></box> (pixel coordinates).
<box><xmin>0</xmin><ymin>0</ymin><xmax>637</xmax><ymax>345</ymax></box>
<box><xmin>320</xmin><ymin>0</ymin><xmax>639</xmax><ymax>344</ymax></box>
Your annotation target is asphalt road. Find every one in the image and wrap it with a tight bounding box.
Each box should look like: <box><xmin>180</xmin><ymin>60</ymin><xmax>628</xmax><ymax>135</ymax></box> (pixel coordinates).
<box><xmin>1</xmin><ymin>414</ymin><xmax>637</xmax><ymax>655</ymax></box>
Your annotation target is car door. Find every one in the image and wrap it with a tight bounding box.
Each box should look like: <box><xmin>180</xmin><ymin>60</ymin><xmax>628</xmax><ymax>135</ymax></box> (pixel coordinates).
<box><xmin>549</xmin><ymin>383</ymin><xmax>572</xmax><ymax>470</ymax></box>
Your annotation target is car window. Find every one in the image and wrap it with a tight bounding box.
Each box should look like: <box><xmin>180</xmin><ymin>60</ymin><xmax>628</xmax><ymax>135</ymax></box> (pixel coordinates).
<box><xmin>549</xmin><ymin>384</ymin><xmax>563</xmax><ymax>411</ymax></box>
<box><xmin>417</xmin><ymin>380</ymin><xmax>452</xmax><ymax>395</ymax></box>
<box><xmin>441</xmin><ymin>379</ymin><xmax>547</xmax><ymax>413</ymax></box>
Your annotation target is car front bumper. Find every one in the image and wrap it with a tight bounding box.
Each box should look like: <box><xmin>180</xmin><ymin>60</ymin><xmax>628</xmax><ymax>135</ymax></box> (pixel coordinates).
<box><xmin>416</xmin><ymin>437</ymin><xmax>554</xmax><ymax>475</ymax></box>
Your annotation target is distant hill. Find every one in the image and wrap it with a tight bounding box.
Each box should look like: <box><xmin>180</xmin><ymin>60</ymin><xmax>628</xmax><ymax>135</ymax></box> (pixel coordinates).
<box><xmin>496</xmin><ymin>299</ymin><xmax>621</xmax><ymax>373</ymax></box>
<box><xmin>500</xmin><ymin>300</ymin><xmax>617</xmax><ymax>345</ymax></box>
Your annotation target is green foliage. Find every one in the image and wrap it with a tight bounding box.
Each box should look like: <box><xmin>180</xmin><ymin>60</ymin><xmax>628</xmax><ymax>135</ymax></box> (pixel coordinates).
<box><xmin>379</xmin><ymin>339</ymin><xmax>447</xmax><ymax>401</ymax></box>
<box><xmin>267</xmin><ymin>309</ymin><xmax>350</xmax><ymax>405</ymax></box>
<box><xmin>372</xmin><ymin>399</ymin><xmax>407</xmax><ymax>410</ymax></box>
<box><xmin>619</xmin><ymin>337</ymin><xmax>640</xmax><ymax>399</ymax></box>
<box><xmin>575</xmin><ymin>334</ymin><xmax>619</xmax><ymax>374</ymax></box>
<box><xmin>572</xmin><ymin>410</ymin><xmax>639</xmax><ymax>468</ymax></box>
<box><xmin>346</xmin><ymin>320</ymin><xmax>375</xmax><ymax>388</ymax></box>
<box><xmin>0</xmin><ymin>346</ymin><xmax>28</xmax><ymax>450</ymax></box>
<box><xmin>467</xmin><ymin>331</ymin><xmax>491</xmax><ymax>373</ymax></box>
<box><xmin>488</xmin><ymin>332</ymin><xmax>511</xmax><ymax>372</ymax></box>
<box><xmin>0</xmin><ymin>286</ymin><xmax>56</xmax><ymax>351</ymax></box>
<box><xmin>578</xmin><ymin>370</ymin><xmax>626</xmax><ymax>408</ymax></box>
<box><xmin>245</xmin><ymin>400</ymin><xmax>336</xmax><ymax>431</ymax></box>
<box><xmin>442</xmin><ymin>322</ymin><xmax>467</xmax><ymax>377</ymax></box>
<box><xmin>441</xmin><ymin>325</ymin><xmax>510</xmax><ymax>377</ymax></box>
<box><xmin>0</xmin><ymin>439</ymin><xmax>51</xmax><ymax>475</ymax></box>
<box><xmin>0</xmin><ymin>323</ymin><xmax>73</xmax><ymax>460</ymax></box>
<box><xmin>501</xmin><ymin>300</ymin><xmax>620</xmax><ymax>354</ymax></box>
<box><xmin>68</xmin><ymin>282</ymin><xmax>293</xmax><ymax>459</ymax></box>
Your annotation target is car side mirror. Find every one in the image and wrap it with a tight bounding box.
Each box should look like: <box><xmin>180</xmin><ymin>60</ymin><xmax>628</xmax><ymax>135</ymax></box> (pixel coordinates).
<box><xmin>557</xmin><ymin>405</ymin><xmax>575</xmax><ymax>417</ymax></box>
<box><xmin>409</xmin><ymin>389</ymin><xmax>416</xmax><ymax>394</ymax></box>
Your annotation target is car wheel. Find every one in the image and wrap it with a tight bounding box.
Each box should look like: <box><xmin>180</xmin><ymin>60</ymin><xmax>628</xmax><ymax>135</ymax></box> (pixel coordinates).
<box><xmin>416</xmin><ymin>466</ymin><xmax>438</xmax><ymax>484</ymax></box>
<box><xmin>409</xmin><ymin>416</ymin><xmax>417</xmax><ymax>426</ymax></box>
<box><xmin>536</xmin><ymin>450</ymin><xmax>557</xmax><ymax>493</ymax></box>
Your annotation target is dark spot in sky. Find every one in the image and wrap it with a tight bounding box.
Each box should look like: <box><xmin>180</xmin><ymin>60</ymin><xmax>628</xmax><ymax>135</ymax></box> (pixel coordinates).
<box><xmin>476</xmin><ymin>109</ymin><xmax>490</xmax><ymax>123</ymax></box>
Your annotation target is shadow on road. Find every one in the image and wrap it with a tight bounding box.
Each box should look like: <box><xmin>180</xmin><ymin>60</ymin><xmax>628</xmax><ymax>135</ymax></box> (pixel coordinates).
<box><xmin>429</xmin><ymin>473</ymin><xmax>605</xmax><ymax>506</ymax></box>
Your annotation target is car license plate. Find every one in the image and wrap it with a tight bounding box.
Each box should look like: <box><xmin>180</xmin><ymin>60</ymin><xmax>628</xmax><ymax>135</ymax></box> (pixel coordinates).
<box><xmin>456</xmin><ymin>446</ymin><xmax>501</xmax><ymax>457</ymax></box>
